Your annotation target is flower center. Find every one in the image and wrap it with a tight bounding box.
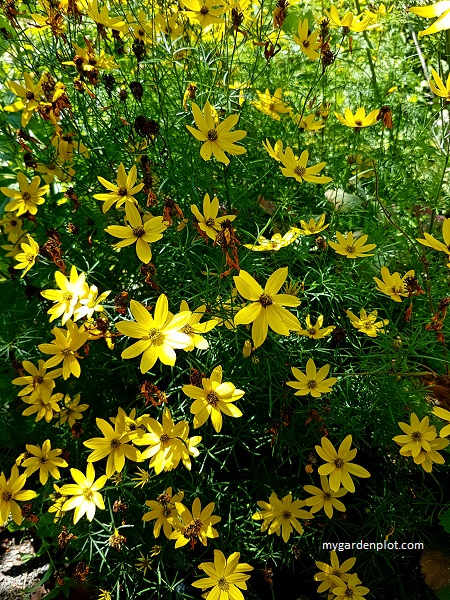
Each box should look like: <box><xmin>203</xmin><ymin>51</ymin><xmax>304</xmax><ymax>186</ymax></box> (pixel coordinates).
<box><xmin>40</xmin><ymin>455</ymin><xmax>49</xmax><ymax>464</ymax></box>
<box><xmin>148</xmin><ymin>328</ymin><xmax>163</xmax><ymax>345</ymax></box>
<box><xmin>63</xmin><ymin>291</ymin><xmax>73</xmax><ymax>302</ymax></box>
<box><xmin>160</xmin><ymin>433</ymin><xmax>170</xmax><ymax>443</ymax></box>
<box><xmin>218</xmin><ymin>578</ymin><xmax>230</xmax><ymax>591</ymax></box>
<box><xmin>83</xmin><ymin>489</ymin><xmax>93</xmax><ymax>502</ymax></box>
<box><xmin>206</xmin><ymin>390</ymin><xmax>219</xmax><ymax>406</ymax></box>
<box><xmin>346</xmin><ymin>245</ymin><xmax>356</xmax><ymax>253</ymax></box>
<box><xmin>323</xmin><ymin>492</ymin><xmax>331</xmax><ymax>500</ymax></box>
<box><xmin>183</xmin><ymin>518</ymin><xmax>203</xmax><ymax>540</ymax></box>
<box><xmin>411</xmin><ymin>431</ymin><xmax>422</xmax><ymax>442</ymax></box>
<box><xmin>307</xmin><ymin>379</ymin><xmax>317</xmax><ymax>389</ymax></box>
<box><xmin>355</xmin><ymin>120</ymin><xmax>363</xmax><ymax>127</ymax></box>
<box><xmin>25</xmin><ymin>91</ymin><xmax>35</xmax><ymax>100</ymax></box>
<box><xmin>294</xmin><ymin>166</ymin><xmax>306</xmax><ymax>176</ymax></box>
<box><xmin>181</xmin><ymin>324</ymin><xmax>194</xmax><ymax>334</ymax></box>
<box><xmin>33</xmin><ymin>375</ymin><xmax>44</xmax><ymax>385</ymax></box>
<box><xmin>345</xmin><ymin>590</ymin><xmax>354</xmax><ymax>598</ymax></box>
<box><xmin>282</xmin><ymin>510</ymin><xmax>291</xmax><ymax>519</ymax></box>
<box><xmin>335</xmin><ymin>458</ymin><xmax>344</xmax><ymax>468</ymax></box>
<box><xmin>22</xmin><ymin>192</ymin><xmax>31</xmax><ymax>201</ymax></box>
<box><xmin>110</xmin><ymin>438</ymin><xmax>121</xmax><ymax>449</ymax></box>
<box><xmin>117</xmin><ymin>187</ymin><xmax>128</xmax><ymax>196</ymax></box>
<box><xmin>392</xmin><ymin>286</ymin><xmax>403</xmax><ymax>294</ymax></box>
<box><xmin>2</xmin><ymin>491</ymin><xmax>13</xmax><ymax>501</ymax></box>
<box><xmin>308</xmin><ymin>328</ymin><xmax>316</xmax><ymax>335</ymax></box>
<box><xmin>25</xmin><ymin>253</ymin><xmax>35</xmax><ymax>263</ymax></box>
<box><xmin>133</xmin><ymin>226</ymin><xmax>145</xmax><ymax>238</ymax></box>
<box><xmin>303</xmin><ymin>40</ymin><xmax>310</xmax><ymax>48</ymax></box>
<box><xmin>205</xmin><ymin>217</ymin><xmax>215</xmax><ymax>226</ymax></box>
<box><xmin>61</xmin><ymin>348</ymin><xmax>73</xmax><ymax>356</ymax></box>
<box><xmin>157</xmin><ymin>493</ymin><xmax>171</xmax><ymax>505</ymax></box>
<box><xmin>200</xmin><ymin>5</ymin><xmax>209</xmax><ymax>13</ymax></box>
<box><xmin>259</xmin><ymin>293</ymin><xmax>273</xmax><ymax>307</ymax></box>
<box><xmin>207</xmin><ymin>129</ymin><xmax>218</xmax><ymax>141</ymax></box>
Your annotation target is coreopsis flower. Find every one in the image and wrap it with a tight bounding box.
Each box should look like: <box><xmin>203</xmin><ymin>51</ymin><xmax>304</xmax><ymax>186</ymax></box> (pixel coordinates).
<box><xmin>78</xmin><ymin>0</ymin><xmax>126</xmax><ymax>30</ymax></box>
<box><xmin>409</xmin><ymin>1</ymin><xmax>450</xmax><ymax>37</ymax></box>
<box><xmin>143</xmin><ymin>488</ymin><xmax>185</xmax><ymax>538</ymax></box>
<box><xmin>0</xmin><ymin>212</ymin><xmax>23</xmax><ymax>236</ymax></box>
<box><xmin>329</xmin><ymin>231</ymin><xmax>376</xmax><ymax>258</ymax></box>
<box><xmin>279</xmin><ymin>147</ymin><xmax>332</xmax><ymax>184</ymax></box>
<box><xmin>51</xmin><ymin>133</ymin><xmax>89</xmax><ymax>162</ymax></box>
<box><xmin>303</xmin><ymin>475</ymin><xmax>348</xmax><ymax>519</ymax></box>
<box><xmin>1</xmin><ymin>173</ymin><xmax>49</xmax><ymax>216</ymax></box>
<box><xmin>48</xmin><ymin>484</ymin><xmax>67</xmax><ymax>521</ymax></box>
<box><xmin>105</xmin><ymin>204</ymin><xmax>167</xmax><ymax>263</ymax></box>
<box><xmin>252</xmin><ymin>88</ymin><xmax>291</xmax><ymax>120</ymax></box>
<box><xmin>293</xmin><ymin>19</ymin><xmax>321</xmax><ymax>59</ymax></box>
<box><xmin>22</xmin><ymin>392</ymin><xmax>63</xmax><ymax>422</ymax></box>
<box><xmin>233</xmin><ymin>267</ymin><xmax>301</xmax><ymax>347</ymax></box>
<box><xmin>346</xmin><ymin>308</ymin><xmax>388</xmax><ymax>337</ymax></box>
<box><xmin>84</xmin><ymin>416</ymin><xmax>140</xmax><ymax>477</ymax></box>
<box><xmin>115</xmin><ymin>296</ymin><xmax>192</xmax><ymax>373</ymax></box>
<box><xmin>192</xmin><ymin>550</ymin><xmax>253</xmax><ymax>599</ymax></box>
<box><xmin>262</xmin><ymin>138</ymin><xmax>284</xmax><ymax>161</ymax></box>
<box><xmin>182</xmin><ymin>365</ymin><xmax>244</xmax><ymax>432</ymax></box>
<box><xmin>62</xmin><ymin>43</ymin><xmax>119</xmax><ymax>71</ymax></box>
<box><xmin>133</xmin><ymin>408</ymin><xmax>201</xmax><ymax>474</ymax></box>
<box><xmin>57</xmin><ymin>393</ymin><xmax>89</xmax><ymax>427</ymax></box>
<box><xmin>169</xmin><ymin>497</ymin><xmax>221</xmax><ymax>548</ymax></box>
<box><xmin>243</xmin><ymin>230</ymin><xmax>299</xmax><ymax>251</ymax></box>
<box><xmin>315</xmin><ymin>551</ymin><xmax>356</xmax><ymax>593</ymax></box>
<box><xmin>433</xmin><ymin>406</ymin><xmax>450</xmax><ymax>437</ymax></box>
<box><xmin>22</xmin><ymin>439</ymin><xmax>68</xmax><ymax>484</ymax></box>
<box><xmin>12</xmin><ymin>359</ymin><xmax>62</xmax><ymax>402</ymax></box>
<box><xmin>40</xmin><ymin>265</ymin><xmax>88</xmax><ymax>324</ymax></box>
<box><xmin>429</xmin><ymin>67</ymin><xmax>450</xmax><ymax>100</ymax></box>
<box><xmin>409</xmin><ymin>437</ymin><xmax>450</xmax><ymax>472</ymax></box>
<box><xmin>36</xmin><ymin>162</ymin><xmax>75</xmax><ymax>184</ymax></box>
<box><xmin>326</xmin><ymin>5</ymin><xmax>372</xmax><ymax>32</ymax></box>
<box><xmin>182</xmin><ymin>0</ymin><xmax>228</xmax><ymax>28</ymax></box>
<box><xmin>330</xmin><ymin>573</ymin><xmax>370</xmax><ymax>600</ymax></box>
<box><xmin>315</xmin><ymin>435</ymin><xmax>371</xmax><ymax>492</ymax></box>
<box><xmin>252</xmin><ymin>492</ymin><xmax>313</xmax><ymax>542</ymax></box>
<box><xmin>373</xmin><ymin>267</ymin><xmax>415</xmax><ymax>302</ymax></box>
<box><xmin>393</xmin><ymin>413</ymin><xmax>437</xmax><ymax>457</ymax></box>
<box><xmin>191</xmin><ymin>193</ymin><xmax>236</xmax><ymax>240</ymax></box>
<box><xmin>174</xmin><ymin>300</ymin><xmax>218</xmax><ymax>350</ymax></box>
<box><xmin>334</xmin><ymin>107</ymin><xmax>379</xmax><ymax>129</ymax></box>
<box><xmin>292</xmin><ymin>214</ymin><xmax>329</xmax><ymax>235</ymax></box>
<box><xmin>417</xmin><ymin>217</ymin><xmax>450</xmax><ymax>264</ymax></box>
<box><xmin>287</xmin><ymin>359</ymin><xmax>337</xmax><ymax>397</ymax></box>
<box><xmin>110</xmin><ymin>407</ymin><xmax>150</xmax><ymax>441</ymax></box>
<box><xmin>73</xmin><ymin>285</ymin><xmax>110</xmax><ymax>321</ymax></box>
<box><xmin>135</xmin><ymin>552</ymin><xmax>152</xmax><ymax>576</ymax></box>
<box><xmin>186</xmin><ymin>101</ymin><xmax>247</xmax><ymax>165</ymax></box>
<box><xmin>38</xmin><ymin>319</ymin><xmax>90</xmax><ymax>379</ymax></box>
<box><xmin>3</xmin><ymin>73</ymin><xmax>43</xmax><ymax>126</ymax></box>
<box><xmin>296</xmin><ymin>315</ymin><xmax>335</xmax><ymax>339</ymax></box>
<box><xmin>93</xmin><ymin>163</ymin><xmax>144</xmax><ymax>215</ymax></box>
<box><xmin>0</xmin><ymin>465</ymin><xmax>37</xmax><ymax>527</ymax></box>
<box><xmin>292</xmin><ymin>112</ymin><xmax>325</xmax><ymax>130</ymax></box>
<box><xmin>60</xmin><ymin>463</ymin><xmax>107</xmax><ymax>524</ymax></box>
<box><xmin>14</xmin><ymin>235</ymin><xmax>40</xmax><ymax>277</ymax></box>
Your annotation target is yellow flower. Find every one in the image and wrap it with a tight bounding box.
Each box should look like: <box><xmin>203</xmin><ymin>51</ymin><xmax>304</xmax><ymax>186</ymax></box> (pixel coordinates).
<box><xmin>192</xmin><ymin>550</ymin><xmax>253</xmax><ymax>599</ymax></box>
<box><xmin>133</xmin><ymin>408</ymin><xmax>201</xmax><ymax>474</ymax></box>
<box><xmin>326</xmin><ymin>5</ymin><xmax>373</xmax><ymax>32</ymax></box>
<box><xmin>191</xmin><ymin>193</ymin><xmax>236</xmax><ymax>240</ymax></box>
<box><xmin>38</xmin><ymin>319</ymin><xmax>90</xmax><ymax>379</ymax></box>
<box><xmin>296</xmin><ymin>315</ymin><xmax>335</xmax><ymax>339</ymax></box>
<box><xmin>22</xmin><ymin>439</ymin><xmax>68</xmax><ymax>484</ymax></box>
<box><xmin>3</xmin><ymin>73</ymin><xmax>43</xmax><ymax>126</ymax></box>
<box><xmin>292</xmin><ymin>112</ymin><xmax>325</xmax><ymax>130</ymax></box>
<box><xmin>183</xmin><ymin>365</ymin><xmax>244</xmax><ymax>432</ymax></box>
<box><xmin>417</xmin><ymin>217</ymin><xmax>450</xmax><ymax>264</ymax></box>
<box><xmin>303</xmin><ymin>475</ymin><xmax>348</xmax><ymax>519</ymax></box>
<box><xmin>73</xmin><ymin>286</ymin><xmax>110</xmax><ymax>321</ymax></box>
<box><xmin>334</xmin><ymin>107</ymin><xmax>380</xmax><ymax>129</ymax></box>
<box><xmin>314</xmin><ymin>551</ymin><xmax>356</xmax><ymax>593</ymax></box>
<box><xmin>0</xmin><ymin>212</ymin><xmax>23</xmax><ymax>236</ymax></box>
<box><xmin>1</xmin><ymin>173</ymin><xmax>49</xmax><ymax>216</ymax></box>
<box><xmin>243</xmin><ymin>230</ymin><xmax>299</xmax><ymax>251</ymax></box>
<box><xmin>233</xmin><ymin>267</ymin><xmax>301</xmax><ymax>348</ymax></box>
<box><xmin>329</xmin><ymin>231</ymin><xmax>376</xmax><ymax>258</ymax></box>
<box><xmin>115</xmin><ymin>296</ymin><xmax>192</xmax><ymax>373</ymax></box>
<box><xmin>57</xmin><ymin>393</ymin><xmax>89</xmax><ymax>427</ymax></box>
<box><xmin>409</xmin><ymin>1</ymin><xmax>450</xmax><ymax>37</ymax></box>
<box><xmin>12</xmin><ymin>359</ymin><xmax>62</xmax><ymax>402</ymax></box>
<box><xmin>169</xmin><ymin>497</ymin><xmax>221</xmax><ymax>548</ymax></box>
<box><xmin>98</xmin><ymin>590</ymin><xmax>112</xmax><ymax>600</ymax></box>
<box><xmin>181</xmin><ymin>0</ymin><xmax>228</xmax><ymax>28</ymax></box>
<box><xmin>93</xmin><ymin>163</ymin><xmax>144</xmax><ymax>215</ymax></box>
<box><xmin>291</xmin><ymin>214</ymin><xmax>329</xmax><ymax>235</ymax></box>
<box><xmin>280</xmin><ymin>147</ymin><xmax>332</xmax><ymax>184</ymax></box>
<box><xmin>393</xmin><ymin>413</ymin><xmax>437</xmax><ymax>457</ymax></box>
<box><xmin>13</xmin><ymin>234</ymin><xmax>40</xmax><ymax>277</ymax></box>
<box><xmin>60</xmin><ymin>463</ymin><xmax>107</xmax><ymax>524</ymax></box>
<box><xmin>175</xmin><ymin>300</ymin><xmax>218</xmax><ymax>350</ymax></box>
<box><xmin>252</xmin><ymin>492</ymin><xmax>313</xmax><ymax>542</ymax></box>
<box><xmin>346</xmin><ymin>308</ymin><xmax>388</xmax><ymax>337</ymax></box>
<box><xmin>105</xmin><ymin>204</ymin><xmax>167</xmax><ymax>263</ymax></box>
<box><xmin>48</xmin><ymin>483</ymin><xmax>67</xmax><ymax>521</ymax></box>
<box><xmin>287</xmin><ymin>359</ymin><xmax>337</xmax><ymax>397</ymax></box>
<box><xmin>293</xmin><ymin>20</ymin><xmax>320</xmax><ymax>60</ymax></box>
<box><xmin>373</xmin><ymin>267</ymin><xmax>415</xmax><ymax>302</ymax></box>
<box><xmin>22</xmin><ymin>393</ymin><xmax>63</xmax><ymax>422</ymax></box>
<box><xmin>78</xmin><ymin>0</ymin><xmax>126</xmax><ymax>30</ymax></box>
<box><xmin>84</xmin><ymin>416</ymin><xmax>140</xmax><ymax>477</ymax></box>
<box><xmin>429</xmin><ymin>67</ymin><xmax>450</xmax><ymax>100</ymax></box>
<box><xmin>407</xmin><ymin>437</ymin><xmax>450</xmax><ymax>472</ymax></box>
<box><xmin>143</xmin><ymin>488</ymin><xmax>185</xmax><ymax>538</ymax></box>
<box><xmin>433</xmin><ymin>406</ymin><xmax>450</xmax><ymax>437</ymax></box>
<box><xmin>110</xmin><ymin>407</ymin><xmax>150</xmax><ymax>441</ymax></box>
<box><xmin>40</xmin><ymin>265</ymin><xmax>88</xmax><ymax>324</ymax></box>
<box><xmin>62</xmin><ymin>43</ymin><xmax>119</xmax><ymax>71</ymax></box>
<box><xmin>315</xmin><ymin>435</ymin><xmax>371</xmax><ymax>492</ymax></box>
<box><xmin>262</xmin><ymin>138</ymin><xmax>284</xmax><ymax>161</ymax></box>
<box><xmin>252</xmin><ymin>88</ymin><xmax>291</xmax><ymax>120</ymax></box>
<box><xmin>0</xmin><ymin>465</ymin><xmax>37</xmax><ymax>526</ymax></box>
<box><xmin>330</xmin><ymin>573</ymin><xmax>370</xmax><ymax>600</ymax></box>
<box><xmin>186</xmin><ymin>101</ymin><xmax>247</xmax><ymax>165</ymax></box>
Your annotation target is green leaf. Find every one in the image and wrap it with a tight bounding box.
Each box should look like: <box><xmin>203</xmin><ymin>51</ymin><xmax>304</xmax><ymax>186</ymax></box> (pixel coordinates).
<box><xmin>23</xmin><ymin>565</ymin><xmax>53</xmax><ymax>593</ymax></box>
<box><xmin>438</xmin><ymin>587</ymin><xmax>450</xmax><ymax>600</ymax></box>
<box><xmin>440</xmin><ymin>508</ymin><xmax>450</xmax><ymax>534</ymax></box>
